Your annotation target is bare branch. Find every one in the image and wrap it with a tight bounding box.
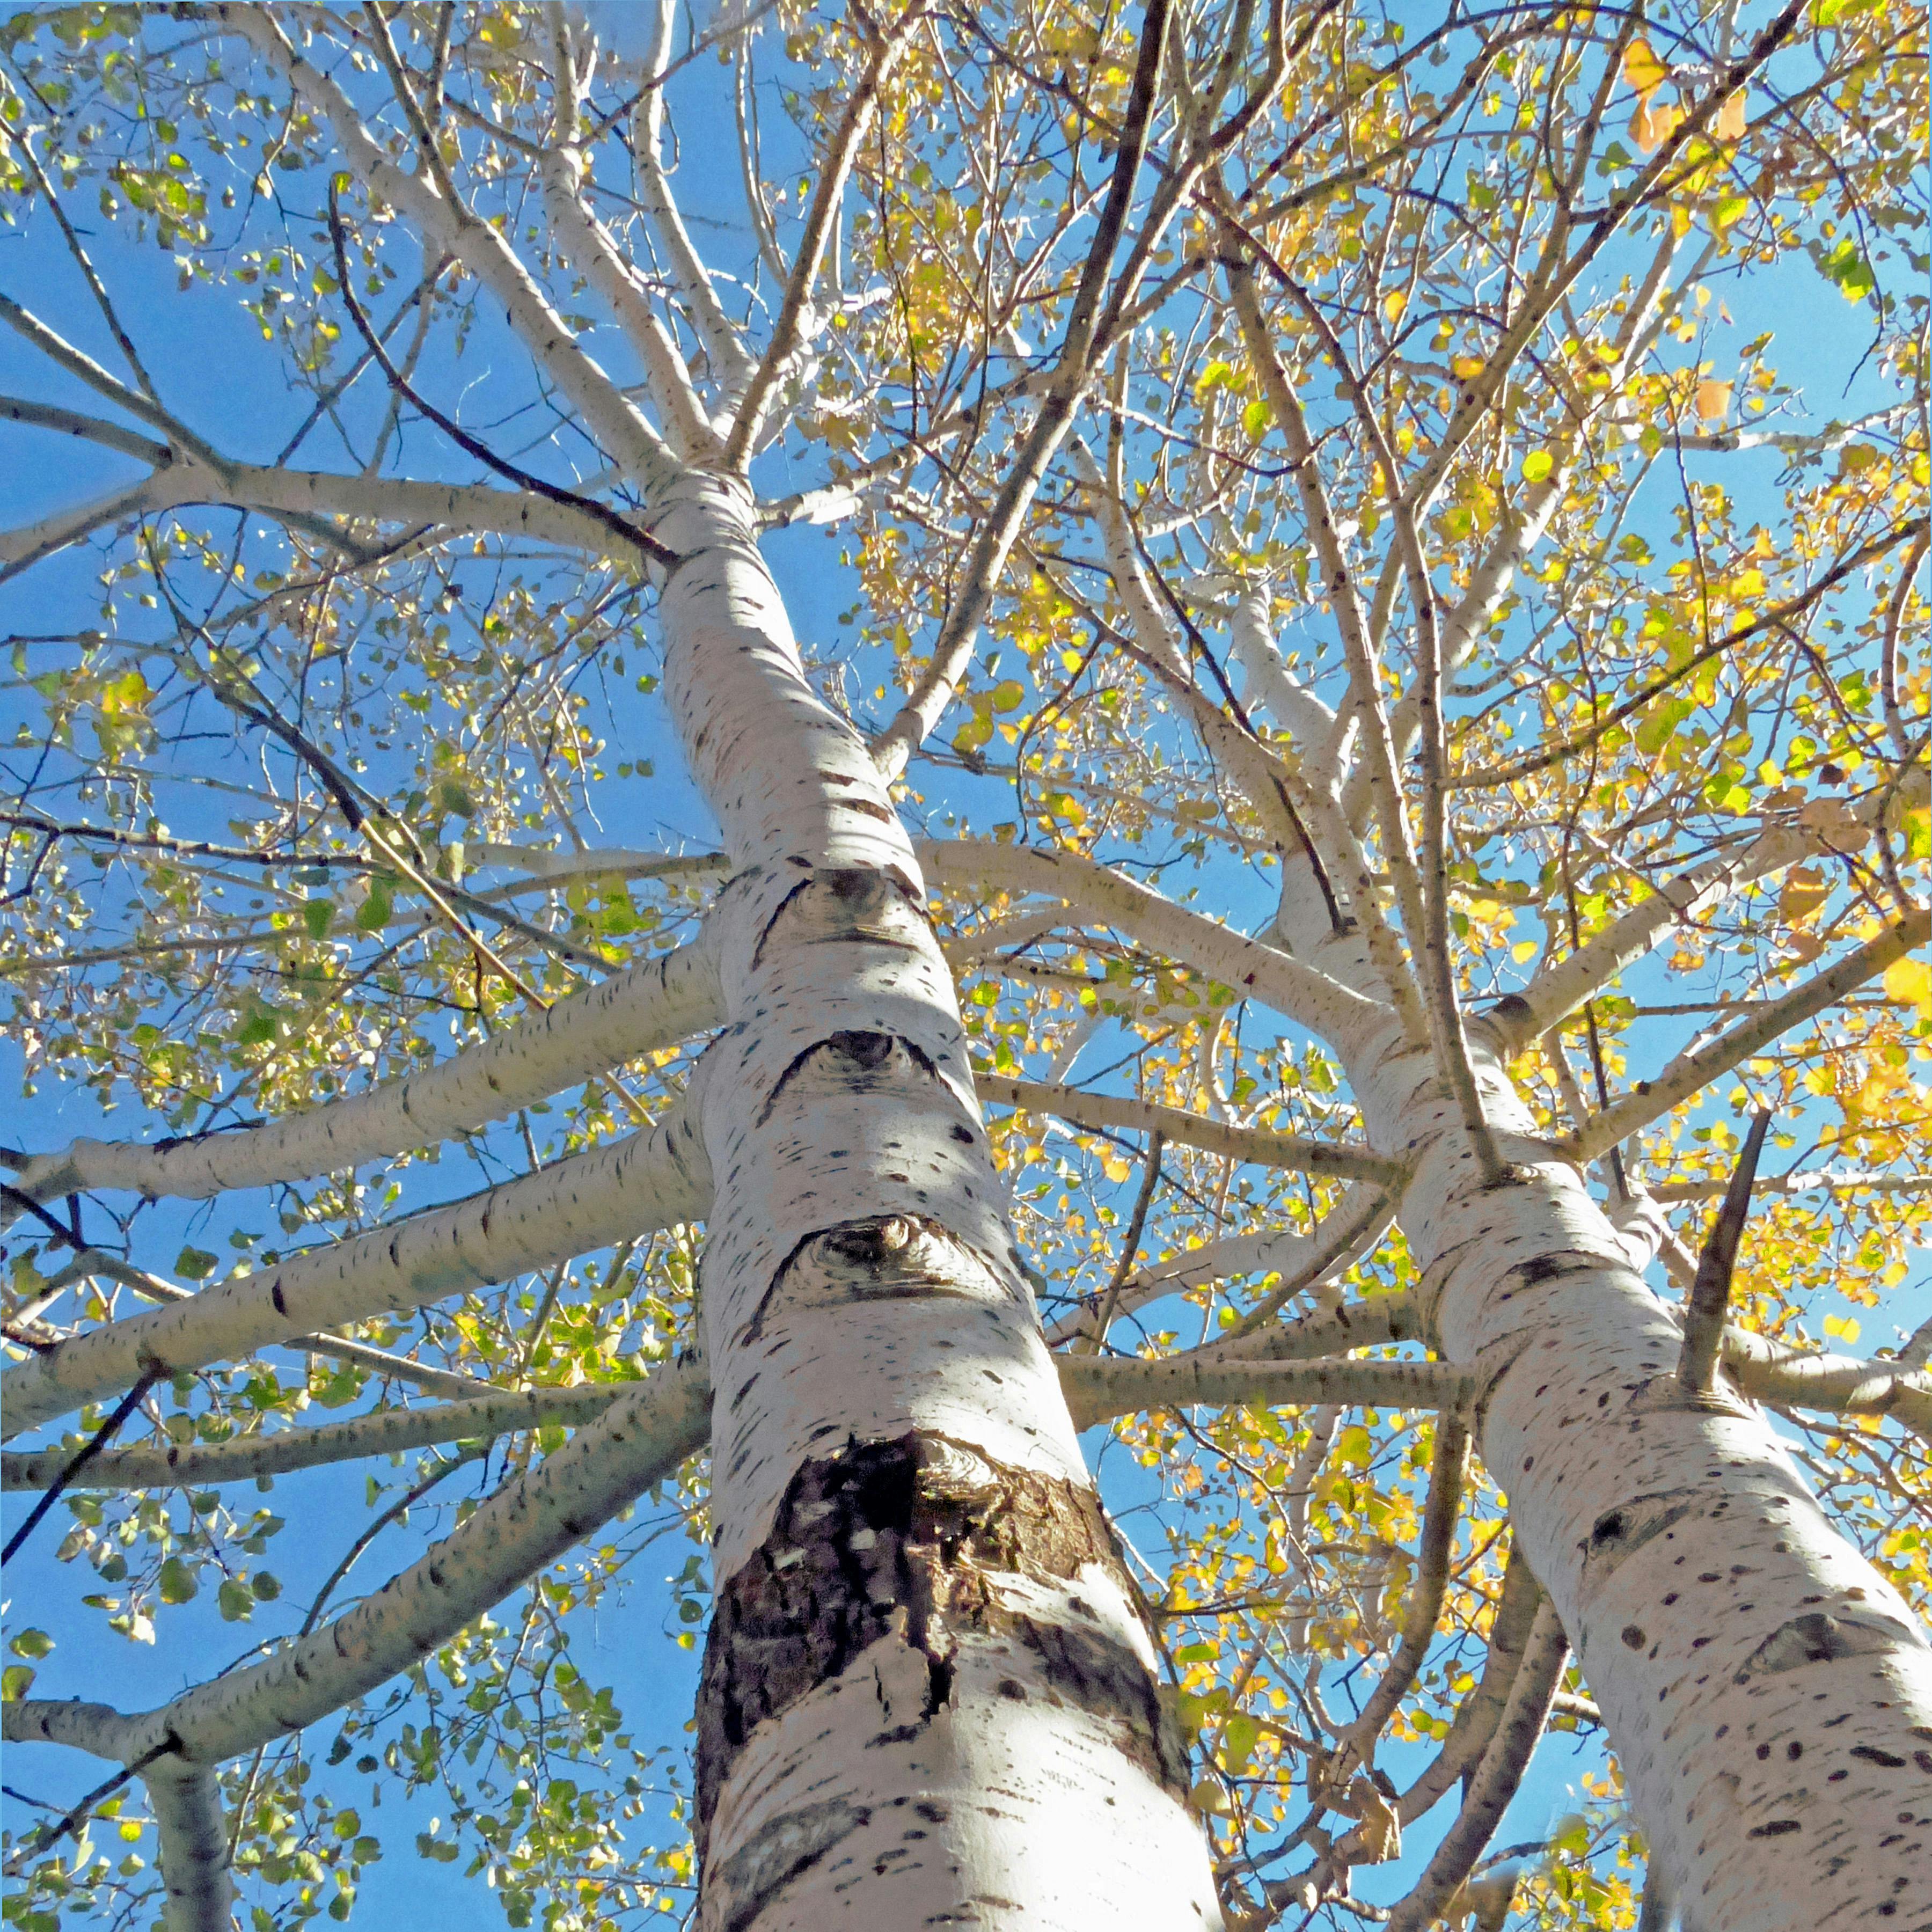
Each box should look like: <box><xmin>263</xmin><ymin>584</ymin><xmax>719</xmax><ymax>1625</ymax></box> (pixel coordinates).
<box><xmin>723</xmin><ymin>20</ymin><xmax>909</xmax><ymax>468</ymax></box>
<box><xmin>979</xmin><ymin>1074</ymin><xmax>1403</xmax><ymax>1183</ymax></box>
<box><xmin>2</xmin><ymin>1382</ymin><xmax>633</xmax><ymax>1492</ymax></box>
<box><xmin>1678</xmin><ymin>1111</ymin><xmax>1772</xmax><ymax>1396</ymax></box>
<box><xmin>871</xmin><ymin>0</ymin><xmax>1177</xmax><ymax>779</ymax></box>
<box><xmin>1058</xmin><ymin>1351</ymin><xmax>1474</xmax><ymax>1432</ymax></box>
<box><xmin>1382</xmin><ymin>1600</ymin><xmax>1570</xmax><ymax>1932</ymax></box>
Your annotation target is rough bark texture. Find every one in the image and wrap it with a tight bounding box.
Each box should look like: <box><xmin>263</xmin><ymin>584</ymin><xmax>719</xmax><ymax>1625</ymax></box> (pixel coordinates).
<box><xmin>652</xmin><ymin>475</ymin><xmax>1222</xmax><ymax>1930</ymax></box>
<box><xmin>694</xmin><ymin>1434</ymin><xmax>1188</xmax><ymax>1919</ymax></box>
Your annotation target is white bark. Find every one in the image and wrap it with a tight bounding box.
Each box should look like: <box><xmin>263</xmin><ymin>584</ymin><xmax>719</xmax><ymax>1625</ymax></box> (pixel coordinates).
<box><xmin>3</xmin><ymin>1360</ymin><xmax>707</xmax><ymax>1770</ymax></box>
<box><xmin>1058</xmin><ymin>1353</ymin><xmax>1472</xmax><ymax>1432</ymax></box>
<box><xmin>1356</xmin><ymin>1023</ymin><xmax>1932</xmax><ymax>1928</ymax></box>
<box><xmin>1490</xmin><ymin>825</ymin><xmax>1813</xmax><ymax>1052</ymax></box>
<box><xmin>12</xmin><ymin>1250</ymin><xmax>495</xmax><ymax>1401</ymax></box>
<box><xmin>979</xmin><ymin>1075</ymin><xmax>1400</xmax><ymax>1183</ymax></box>
<box><xmin>216</xmin><ymin>5</ymin><xmax>680</xmax><ymax>500</ymax></box>
<box><xmin>144</xmin><ymin>1763</ymin><xmax>235</xmax><ymax>1932</ymax></box>
<box><xmin>536</xmin><ymin>41</ymin><xmax>720</xmax><ymax>465</ymax></box>
<box><xmin>1565</xmin><ymin>912</ymin><xmax>1928</xmax><ymax>1160</ymax></box>
<box><xmin>1253</xmin><ymin>826</ymin><xmax>1932</xmax><ymax>1926</ymax></box>
<box><xmin>919</xmin><ymin>838</ymin><xmax>1382</xmax><ymax>1050</ymax></box>
<box><xmin>10</xmin><ymin>936</ymin><xmax>719</xmax><ymax>1208</ymax></box>
<box><xmin>1</xmin><ymin>1097</ymin><xmax>709</xmax><ymax>1440</ymax></box>
<box><xmin>649</xmin><ymin>474</ymin><xmax>1223</xmax><ymax>1930</ymax></box>
<box><xmin>1042</xmin><ymin>1186</ymin><xmax>1387</xmax><ymax>1348</ymax></box>
<box><xmin>1</xmin><ymin>1382</ymin><xmax>632</xmax><ymax>1491</ymax></box>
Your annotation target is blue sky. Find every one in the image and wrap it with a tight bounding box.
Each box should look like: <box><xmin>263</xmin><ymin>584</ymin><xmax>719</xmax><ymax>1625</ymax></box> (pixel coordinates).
<box><xmin>2</xmin><ymin>4</ymin><xmax>1922</xmax><ymax>1926</ymax></box>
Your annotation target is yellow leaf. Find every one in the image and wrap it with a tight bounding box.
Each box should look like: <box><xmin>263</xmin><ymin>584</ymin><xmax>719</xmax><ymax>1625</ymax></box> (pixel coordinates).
<box><xmin>1383</xmin><ymin>290</ymin><xmax>1406</xmax><ymax>323</ymax></box>
<box><xmin>1452</xmin><ymin>354</ymin><xmax>1486</xmax><ymax>380</ymax></box>
<box><xmin>1622</xmin><ymin>38</ymin><xmax>1671</xmax><ymax>94</ymax></box>
<box><xmin>1823</xmin><ymin>1313</ymin><xmax>1861</xmax><ymax>1344</ymax></box>
<box><xmin>1631</xmin><ymin>92</ymin><xmax>1685</xmax><ymax>154</ymax></box>
<box><xmin>1714</xmin><ymin>89</ymin><xmax>1748</xmax><ymax>140</ymax></box>
<box><xmin>1779</xmin><ymin>866</ymin><xmax>1829</xmax><ymax>925</ymax></box>
<box><xmin>1883</xmin><ymin>955</ymin><xmax>1932</xmax><ymax>1013</ymax></box>
<box><xmin>1188</xmin><ymin>1780</ymin><xmax>1233</xmax><ymax>1816</ymax></box>
<box><xmin>1695</xmin><ymin>379</ymin><xmax>1733</xmax><ymax>421</ymax></box>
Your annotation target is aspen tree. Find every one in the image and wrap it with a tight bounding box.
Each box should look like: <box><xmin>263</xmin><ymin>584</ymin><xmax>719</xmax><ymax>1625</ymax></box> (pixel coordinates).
<box><xmin>1</xmin><ymin>5</ymin><xmax>1926</xmax><ymax>1929</ymax></box>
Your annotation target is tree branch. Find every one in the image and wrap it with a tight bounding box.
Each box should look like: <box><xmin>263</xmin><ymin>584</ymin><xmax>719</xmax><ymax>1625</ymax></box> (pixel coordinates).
<box><xmin>9</xmin><ymin>934</ymin><xmax>719</xmax><ymax>1208</ymax></box>
<box><xmin>1678</xmin><ymin>1111</ymin><xmax>1772</xmax><ymax>1396</ymax></box>
<box><xmin>722</xmin><ymin>17</ymin><xmax>909</xmax><ymax>469</ymax></box>
<box><xmin>920</xmin><ymin>838</ymin><xmax>1384</xmax><ymax>1049</ymax></box>
<box><xmin>1563</xmin><ymin>912</ymin><xmax>1929</xmax><ymax>1160</ymax></box>
<box><xmin>1057</xmin><ymin>1351</ymin><xmax>1474</xmax><ymax>1433</ymax></box>
<box><xmin>870</xmin><ymin>0</ymin><xmax>1176</xmax><ymax>779</ymax></box>
<box><xmin>1382</xmin><ymin>1600</ymin><xmax>1569</xmax><ymax>1932</ymax></box>
<box><xmin>1</xmin><ymin>1358</ymin><xmax>710</xmax><ymax>1767</ymax></box>
<box><xmin>979</xmin><ymin>1075</ymin><xmax>1402</xmax><ymax>1183</ymax></box>
<box><xmin>2</xmin><ymin>1382</ymin><xmax>637</xmax><ymax>1492</ymax></box>
<box><xmin>1</xmin><ymin>1092</ymin><xmax>711</xmax><ymax>1441</ymax></box>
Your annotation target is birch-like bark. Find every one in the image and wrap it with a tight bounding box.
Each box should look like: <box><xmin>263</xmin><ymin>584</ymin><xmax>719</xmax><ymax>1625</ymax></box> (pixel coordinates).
<box><xmin>1</xmin><ymin>1359</ymin><xmax>708</xmax><ymax>1768</ymax></box>
<box><xmin>1058</xmin><ymin>1353</ymin><xmax>1472</xmax><ymax>1432</ymax></box>
<box><xmin>217</xmin><ymin>4</ymin><xmax>682</xmax><ymax>501</ymax></box>
<box><xmin>1043</xmin><ymin>1185</ymin><xmax>1388</xmax><ymax>1348</ymax></box>
<box><xmin>649</xmin><ymin>473</ymin><xmax>1223</xmax><ymax>1930</ymax></box>
<box><xmin>919</xmin><ymin>837</ymin><xmax>1382</xmax><ymax>1049</ymax></box>
<box><xmin>1</xmin><ymin>1097</ymin><xmax>709</xmax><ymax>1440</ymax></box>
<box><xmin>0</xmin><ymin>1382</ymin><xmax>632</xmax><ymax>1491</ymax></box>
<box><xmin>9</xmin><ymin>938</ymin><xmax>719</xmax><ymax>1208</ymax></box>
<box><xmin>1293</xmin><ymin>919</ymin><xmax>1932</xmax><ymax>1926</ymax></box>
<box><xmin>980</xmin><ymin>1074</ymin><xmax>1400</xmax><ymax>1183</ymax></box>
<box><xmin>1490</xmin><ymin>825</ymin><xmax>1816</xmax><ymax>1052</ymax></box>
<box><xmin>143</xmin><ymin>1762</ymin><xmax>235</xmax><ymax>1932</ymax></box>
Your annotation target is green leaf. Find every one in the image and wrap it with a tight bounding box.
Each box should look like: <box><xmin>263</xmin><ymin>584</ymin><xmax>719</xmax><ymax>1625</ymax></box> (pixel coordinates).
<box><xmin>8</xmin><ymin>1629</ymin><xmax>55</xmax><ymax>1660</ymax></box>
<box><xmin>355</xmin><ymin>880</ymin><xmax>394</xmax><ymax>932</ymax></box>
<box><xmin>158</xmin><ymin>1557</ymin><xmax>199</xmax><ymax>1605</ymax></box>
<box><xmin>2</xmin><ymin>1665</ymin><xmax>36</xmax><ymax>1702</ymax></box>
<box><xmin>175</xmin><ymin>1246</ymin><xmax>218</xmax><ymax>1281</ymax></box>
<box><xmin>302</xmin><ymin>899</ymin><xmax>333</xmax><ymax>940</ymax></box>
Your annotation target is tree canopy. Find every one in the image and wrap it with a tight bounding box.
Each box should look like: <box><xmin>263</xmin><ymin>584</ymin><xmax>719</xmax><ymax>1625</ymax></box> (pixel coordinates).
<box><xmin>1</xmin><ymin>2</ymin><xmax>1926</xmax><ymax>1929</ymax></box>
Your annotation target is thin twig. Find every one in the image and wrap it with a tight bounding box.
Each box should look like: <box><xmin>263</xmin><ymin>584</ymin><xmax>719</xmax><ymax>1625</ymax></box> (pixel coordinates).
<box><xmin>1085</xmin><ymin>1131</ymin><xmax>1165</xmax><ymax>1356</ymax></box>
<box><xmin>2</xmin><ymin>1375</ymin><xmax>158</xmax><ymax>1564</ymax></box>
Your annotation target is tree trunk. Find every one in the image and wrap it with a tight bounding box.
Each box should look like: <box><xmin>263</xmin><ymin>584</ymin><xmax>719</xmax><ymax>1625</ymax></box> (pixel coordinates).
<box><xmin>654</xmin><ymin>476</ymin><xmax>1222</xmax><ymax>1931</ymax></box>
<box><xmin>1272</xmin><ymin>859</ymin><xmax>1932</xmax><ymax>1931</ymax></box>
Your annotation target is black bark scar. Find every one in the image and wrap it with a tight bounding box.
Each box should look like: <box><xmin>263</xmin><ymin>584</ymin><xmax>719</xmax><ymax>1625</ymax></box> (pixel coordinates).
<box><xmin>693</xmin><ymin>1433</ymin><xmax>1188</xmax><ymax>1870</ymax></box>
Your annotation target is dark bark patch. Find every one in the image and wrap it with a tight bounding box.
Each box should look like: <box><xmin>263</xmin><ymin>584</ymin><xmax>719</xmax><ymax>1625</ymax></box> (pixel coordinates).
<box><xmin>694</xmin><ymin>1432</ymin><xmax>1185</xmax><ymax>1871</ymax></box>
<box><xmin>708</xmin><ymin>1796</ymin><xmax>868</xmax><ymax>1932</ymax></box>
<box><xmin>736</xmin><ymin>1214</ymin><xmax>1014</xmax><ymax>1345</ymax></box>
<box><xmin>756</xmin><ymin>1029</ymin><xmax>944</xmax><ymax>1128</ymax></box>
<box><xmin>1579</xmin><ymin>1488</ymin><xmax>1700</xmax><ymax>1586</ymax></box>
<box><xmin>1733</xmin><ymin>1609</ymin><xmax>1923</xmax><ymax>1683</ymax></box>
